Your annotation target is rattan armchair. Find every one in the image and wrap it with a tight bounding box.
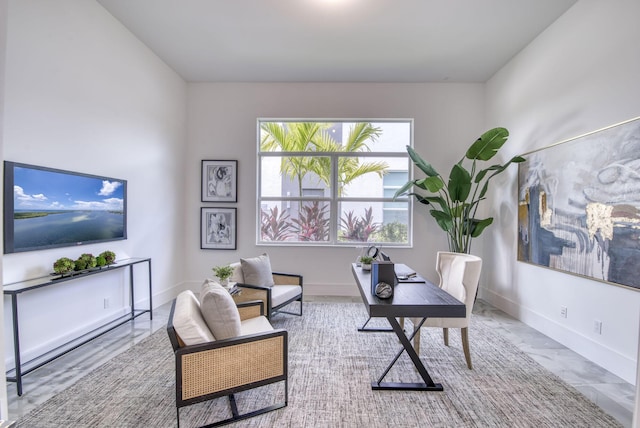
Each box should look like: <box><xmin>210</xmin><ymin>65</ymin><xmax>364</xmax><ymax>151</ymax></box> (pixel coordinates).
<box><xmin>229</xmin><ymin>260</ymin><xmax>303</xmax><ymax>319</ymax></box>
<box><xmin>167</xmin><ymin>298</ymin><xmax>288</xmax><ymax>427</ymax></box>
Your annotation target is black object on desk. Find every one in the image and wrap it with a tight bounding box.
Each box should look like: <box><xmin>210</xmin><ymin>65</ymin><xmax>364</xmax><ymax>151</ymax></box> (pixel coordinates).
<box><xmin>394</xmin><ymin>263</ymin><xmax>426</xmax><ymax>283</ymax></box>
<box><xmin>351</xmin><ymin>263</ymin><xmax>465</xmax><ymax>391</ymax></box>
<box><xmin>371</xmin><ymin>261</ymin><xmax>395</xmax><ymax>295</ymax></box>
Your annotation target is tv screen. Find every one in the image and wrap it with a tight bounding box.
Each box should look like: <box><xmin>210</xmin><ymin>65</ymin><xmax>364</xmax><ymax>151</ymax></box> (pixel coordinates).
<box><xmin>3</xmin><ymin>162</ymin><xmax>127</xmax><ymax>254</ymax></box>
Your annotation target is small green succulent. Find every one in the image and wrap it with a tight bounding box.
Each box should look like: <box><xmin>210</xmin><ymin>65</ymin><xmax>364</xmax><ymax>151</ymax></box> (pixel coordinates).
<box><xmin>74</xmin><ymin>258</ymin><xmax>88</xmax><ymax>271</ymax></box>
<box><xmin>76</xmin><ymin>253</ymin><xmax>97</xmax><ymax>271</ymax></box>
<box><xmin>98</xmin><ymin>250</ymin><xmax>116</xmax><ymax>265</ymax></box>
<box><xmin>359</xmin><ymin>256</ymin><xmax>374</xmax><ymax>265</ymax></box>
<box><xmin>53</xmin><ymin>257</ymin><xmax>75</xmax><ymax>274</ymax></box>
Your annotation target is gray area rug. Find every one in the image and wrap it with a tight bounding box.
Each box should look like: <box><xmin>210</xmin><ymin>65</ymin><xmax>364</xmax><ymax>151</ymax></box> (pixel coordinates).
<box><xmin>17</xmin><ymin>302</ymin><xmax>622</xmax><ymax>427</ymax></box>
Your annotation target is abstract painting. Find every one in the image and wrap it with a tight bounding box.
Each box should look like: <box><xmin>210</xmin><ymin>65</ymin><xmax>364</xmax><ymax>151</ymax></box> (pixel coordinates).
<box><xmin>518</xmin><ymin>117</ymin><xmax>640</xmax><ymax>290</ymax></box>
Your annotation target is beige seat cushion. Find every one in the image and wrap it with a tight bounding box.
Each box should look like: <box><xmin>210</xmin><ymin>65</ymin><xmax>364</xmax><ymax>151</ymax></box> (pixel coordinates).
<box><xmin>240</xmin><ymin>253</ymin><xmax>275</xmax><ymax>287</ymax></box>
<box><xmin>271</xmin><ymin>285</ymin><xmax>302</xmax><ymax>307</ymax></box>
<box><xmin>173</xmin><ymin>290</ymin><xmax>215</xmax><ymax>345</ymax></box>
<box><xmin>240</xmin><ymin>315</ymin><xmax>274</xmax><ymax>336</ymax></box>
<box><xmin>200</xmin><ymin>279</ymin><xmax>241</xmax><ymax>340</ymax></box>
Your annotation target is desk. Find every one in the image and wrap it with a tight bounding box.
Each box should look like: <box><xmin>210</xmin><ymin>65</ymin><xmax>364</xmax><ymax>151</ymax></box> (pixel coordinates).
<box><xmin>4</xmin><ymin>257</ymin><xmax>152</xmax><ymax>396</ymax></box>
<box><xmin>351</xmin><ymin>263</ymin><xmax>464</xmax><ymax>391</ymax></box>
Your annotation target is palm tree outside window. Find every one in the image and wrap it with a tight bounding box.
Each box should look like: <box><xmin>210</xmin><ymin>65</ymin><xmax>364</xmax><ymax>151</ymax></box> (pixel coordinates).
<box><xmin>258</xmin><ymin>119</ymin><xmax>413</xmax><ymax>246</ymax></box>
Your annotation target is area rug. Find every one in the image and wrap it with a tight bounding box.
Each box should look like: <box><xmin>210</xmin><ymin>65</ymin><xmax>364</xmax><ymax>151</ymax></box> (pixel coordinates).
<box><xmin>16</xmin><ymin>303</ymin><xmax>622</xmax><ymax>427</ymax></box>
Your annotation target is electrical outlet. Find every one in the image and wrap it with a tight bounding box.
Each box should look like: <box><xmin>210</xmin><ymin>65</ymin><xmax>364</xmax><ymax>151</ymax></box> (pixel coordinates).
<box><xmin>103</xmin><ymin>298</ymin><xmax>110</xmax><ymax>309</ymax></box>
<box><xmin>593</xmin><ymin>320</ymin><xmax>602</xmax><ymax>335</ymax></box>
<box><xmin>560</xmin><ymin>306</ymin><xmax>567</xmax><ymax>318</ymax></box>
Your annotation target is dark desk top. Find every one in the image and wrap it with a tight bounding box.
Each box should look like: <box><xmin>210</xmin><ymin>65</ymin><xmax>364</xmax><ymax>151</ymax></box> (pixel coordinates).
<box><xmin>351</xmin><ymin>263</ymin><xmax>465</xmax><ymax>318</ymax></box>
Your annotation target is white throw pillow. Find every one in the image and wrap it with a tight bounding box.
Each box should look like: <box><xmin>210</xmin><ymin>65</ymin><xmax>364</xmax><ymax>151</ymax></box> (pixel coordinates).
<box><xmin>240</xmin><ymin>253</ymin><xmax>275</xmax><ymax>287</ymax></box>
<box><xmin>173</xmin><ymin>290</ymin><xmax>215</xmax><ymax>345</ymax></box>
<box><xmin>229</xmin><ymin>262</ymin><xmax>243</xmax><ymax>283</ymax></box>
<box><xmin>200</xmin><ymin>280</ymin><xmax>241</xmax><ymax>340</ymax></box>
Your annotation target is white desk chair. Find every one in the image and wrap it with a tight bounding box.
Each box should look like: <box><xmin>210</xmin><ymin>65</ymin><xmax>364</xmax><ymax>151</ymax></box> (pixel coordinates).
<box><xmin>411</xmin><ymin>251</ymin><xmax>482</xmax><ymax>369</ymax></box>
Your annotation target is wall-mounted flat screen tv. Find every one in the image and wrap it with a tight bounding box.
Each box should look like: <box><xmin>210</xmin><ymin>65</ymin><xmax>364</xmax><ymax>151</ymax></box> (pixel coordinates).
<box><xmin>3</xmin><ymin>162</ymin><xmax>127</xmax><ymax>254</ymax></box>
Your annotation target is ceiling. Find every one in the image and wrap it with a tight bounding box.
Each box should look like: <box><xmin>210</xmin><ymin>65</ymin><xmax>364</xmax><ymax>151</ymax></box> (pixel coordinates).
<box><xmin>97</xmin><ymin>0</ymin><xmax>577</xmax><ymax>83</ymax></box>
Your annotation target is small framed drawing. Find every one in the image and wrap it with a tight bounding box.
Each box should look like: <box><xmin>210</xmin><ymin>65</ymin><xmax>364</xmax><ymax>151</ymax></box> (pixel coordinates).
<box><xmin>201</xmin><ymin>160</ymin><xmax>237</xmax><ymax>202</ymax></box>
<box><xmin>201</xmin><ymin>207</ymin><xmax>237</xmax><ymax>250</ymax></box>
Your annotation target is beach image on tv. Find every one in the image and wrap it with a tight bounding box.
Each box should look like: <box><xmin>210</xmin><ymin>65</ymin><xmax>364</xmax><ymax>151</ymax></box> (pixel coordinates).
<box><xmin>12</xmin><ymin>166</ymin><xmax>126</xmax><ymax>251</ymax></box>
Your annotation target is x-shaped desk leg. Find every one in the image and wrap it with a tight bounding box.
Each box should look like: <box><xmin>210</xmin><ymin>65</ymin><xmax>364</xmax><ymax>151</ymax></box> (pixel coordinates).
<box><xmin>358</xmin><ymin>316</ymin><xmax>394</xmax><ymax>332</ymax></box>
<box><xmin>372</xmin><ymin>316</ymin><xmax>443</xmax><ymax>391</ymax></box>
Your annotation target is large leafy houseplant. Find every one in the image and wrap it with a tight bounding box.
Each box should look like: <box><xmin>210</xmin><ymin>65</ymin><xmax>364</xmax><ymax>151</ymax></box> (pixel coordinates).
<box><xmin>395</xmin><ymin>128</ymin><xmax>524</xmax><ymax>253</ymax></box>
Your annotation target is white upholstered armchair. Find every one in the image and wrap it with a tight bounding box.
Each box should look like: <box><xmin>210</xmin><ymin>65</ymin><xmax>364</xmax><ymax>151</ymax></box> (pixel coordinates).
<box><xmin>411</xmin><ymin>251</ymin><xmax>482</xmax><ymax>369</ymax></box>
<box><xmin>229</xmin><ymin>254</ymin><xmax>303</xmax><ymax>320</ymax></box>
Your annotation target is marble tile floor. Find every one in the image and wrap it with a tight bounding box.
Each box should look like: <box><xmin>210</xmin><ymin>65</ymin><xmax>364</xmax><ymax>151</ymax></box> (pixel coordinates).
<box><xmin>7</xmin><ymin>303</ymin><xmax>173</xmax><ymax>421</ymax></box>
<box><xmin>473</xmin><ymin>300</ymin><xmax>635</xmax><ymax>428</ymax></box>
<box><xmin>5</xmin><ymin>297</ymin><xmax>636</xmax><ymax>427</ymax></box>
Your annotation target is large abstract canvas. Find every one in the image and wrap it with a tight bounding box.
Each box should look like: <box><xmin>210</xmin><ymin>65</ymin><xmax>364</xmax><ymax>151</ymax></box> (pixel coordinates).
<box><xmin>518</xmin><ymin>117</ymin><xmax>640</xmax><ymax>290</ymax></box>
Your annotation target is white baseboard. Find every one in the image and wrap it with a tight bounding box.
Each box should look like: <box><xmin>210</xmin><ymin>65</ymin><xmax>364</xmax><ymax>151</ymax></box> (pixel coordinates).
<box><xmin>152</xmin><ymin>281</ymin><xmax>190</xmax><ymax>308</ymax></box>
<box><xmin>304</xmin><ymin>282</ymin><xmax>360</xmax><ymax>297</ymax></box>
<box><xmin>5</xmin><ymin>307</ymin><xmax>129</xmax><ymax>370</ymax></box>
<box><xmin>481</xmin><ymin>288</ymin><xmax>637</xmax><ymax>384</ymax></box>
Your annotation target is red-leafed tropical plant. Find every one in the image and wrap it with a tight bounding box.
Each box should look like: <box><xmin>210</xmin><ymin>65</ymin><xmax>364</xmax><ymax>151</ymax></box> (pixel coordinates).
<box><xmin>292</xmin><ymin>201</ymin><xmax>330</xmax><ymax>242</ymax></box>
<box><xmin>340</xmin><ymin>207</ymin><xmax>379</xmax><ymax>242</ymax></box>
<box><xmin>261</xmin><ymin>206</ymin><xmax>294</xmax><ymax>241</ymax></box>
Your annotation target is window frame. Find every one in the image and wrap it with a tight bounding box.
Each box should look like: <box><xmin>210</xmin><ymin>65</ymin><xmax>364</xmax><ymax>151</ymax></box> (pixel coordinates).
<box><xmin>256</xmin><ymin>118</ymin><xmax>414</xmax><ymax>247</ymax></box>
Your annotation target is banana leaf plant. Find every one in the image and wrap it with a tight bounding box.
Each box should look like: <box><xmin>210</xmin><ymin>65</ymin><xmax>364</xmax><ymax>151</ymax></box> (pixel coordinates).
<box><xmin>394</xmin><ymin>128</ymin><xmax>525</xmax><ymax>253</ymax></box>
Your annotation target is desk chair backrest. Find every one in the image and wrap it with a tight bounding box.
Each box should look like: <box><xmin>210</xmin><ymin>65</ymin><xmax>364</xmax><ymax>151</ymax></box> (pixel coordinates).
<box><xmin>436</xmin><ymin>251</ymin><xmax>483</xmax><ymax>320</ymax></box>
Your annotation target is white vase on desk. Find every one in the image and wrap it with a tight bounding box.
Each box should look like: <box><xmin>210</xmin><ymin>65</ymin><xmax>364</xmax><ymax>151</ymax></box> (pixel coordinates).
<box><xmin>362</xmin><ymin>263</ymin><xmax>371</xmax><ymax>271</ymax></box>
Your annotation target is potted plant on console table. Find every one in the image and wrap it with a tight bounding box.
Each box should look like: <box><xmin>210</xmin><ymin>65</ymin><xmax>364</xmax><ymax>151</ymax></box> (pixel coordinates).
<box><xmin>395</xmin><ymin>127</ymin><xmax>525</xmax><ymax>254</ymax></box>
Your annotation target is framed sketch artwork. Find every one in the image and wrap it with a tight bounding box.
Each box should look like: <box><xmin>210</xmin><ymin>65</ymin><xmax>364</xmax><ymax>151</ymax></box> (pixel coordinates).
<box><xmin>517</xmin><ymin>117</ymin><xmax>640</xmax><ymax>290</ymax></box>
<box><xmin>202</xmin><ymin>160</ymin><xmax>237</xmax><ymax>202</ymax></box>
<box><xmin>201</xmin><ymin>207</ymin><xmax>237</xmax><ymax>250</ymax></box>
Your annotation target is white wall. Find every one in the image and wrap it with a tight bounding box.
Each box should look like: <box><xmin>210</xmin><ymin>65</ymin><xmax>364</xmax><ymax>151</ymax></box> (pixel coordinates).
<box><xmin>484</xmin><ymin>0</ymin><xmax>640</xmax><ymax>383</ymax></box>
<box><xmin>0</xmin><ymin>0</ymin><xmax>9</xmax><ymax>418</ymax></box>
<box><xmin>185</xmin><ymin>83</ymin><xmax>484</xmax><ymax>295</ymax></box>
<box><xmin>2</xmin><ymin>0</ymin><xmax>187</xmax><ymax>370</ymax></box>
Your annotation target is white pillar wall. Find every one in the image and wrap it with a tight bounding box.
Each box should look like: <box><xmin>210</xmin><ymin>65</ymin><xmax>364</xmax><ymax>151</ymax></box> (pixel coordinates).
<box><xmin>0</xmin><ymin>0</ymin><xmax>9</xmax><ymax>419</ymax></box>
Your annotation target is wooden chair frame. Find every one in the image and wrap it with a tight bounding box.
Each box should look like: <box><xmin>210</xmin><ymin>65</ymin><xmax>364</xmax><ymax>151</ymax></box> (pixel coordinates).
<box><xmin>167</xmin><ymin>300</ymin><xmax>288</xmax><ymax>427</ymax></box>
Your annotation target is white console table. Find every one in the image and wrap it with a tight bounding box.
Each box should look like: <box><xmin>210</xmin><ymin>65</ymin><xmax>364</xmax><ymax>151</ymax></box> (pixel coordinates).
<box><xmin>3</xmin><ymin>257</ymin><xmax>152</xmax><ymax>396</ymax></box>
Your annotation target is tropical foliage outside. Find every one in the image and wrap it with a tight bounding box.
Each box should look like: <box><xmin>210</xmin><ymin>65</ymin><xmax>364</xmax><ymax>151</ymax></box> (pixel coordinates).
<box><xmin>258</xmin><ymin>120</ymin><xmax>411</xmax><ymax>245</ymax></box>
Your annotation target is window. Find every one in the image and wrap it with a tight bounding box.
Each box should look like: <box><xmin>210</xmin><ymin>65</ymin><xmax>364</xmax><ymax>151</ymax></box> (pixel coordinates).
<box><xmin>258</xmin><ymin>120</ymin><xmax>412</xmax><ymax>246</ymax></box>
<box><xmin>383</xmin><ymin>171</ymin><xmax>409</xmax><ymax>223</ymax></box>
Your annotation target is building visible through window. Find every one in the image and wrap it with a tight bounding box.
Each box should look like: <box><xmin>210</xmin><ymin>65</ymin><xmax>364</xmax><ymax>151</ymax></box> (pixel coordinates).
<box><xmin>258</xmin><ymin>120</ymin><xmax>412</xmax><ymax>246</ymax></box>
